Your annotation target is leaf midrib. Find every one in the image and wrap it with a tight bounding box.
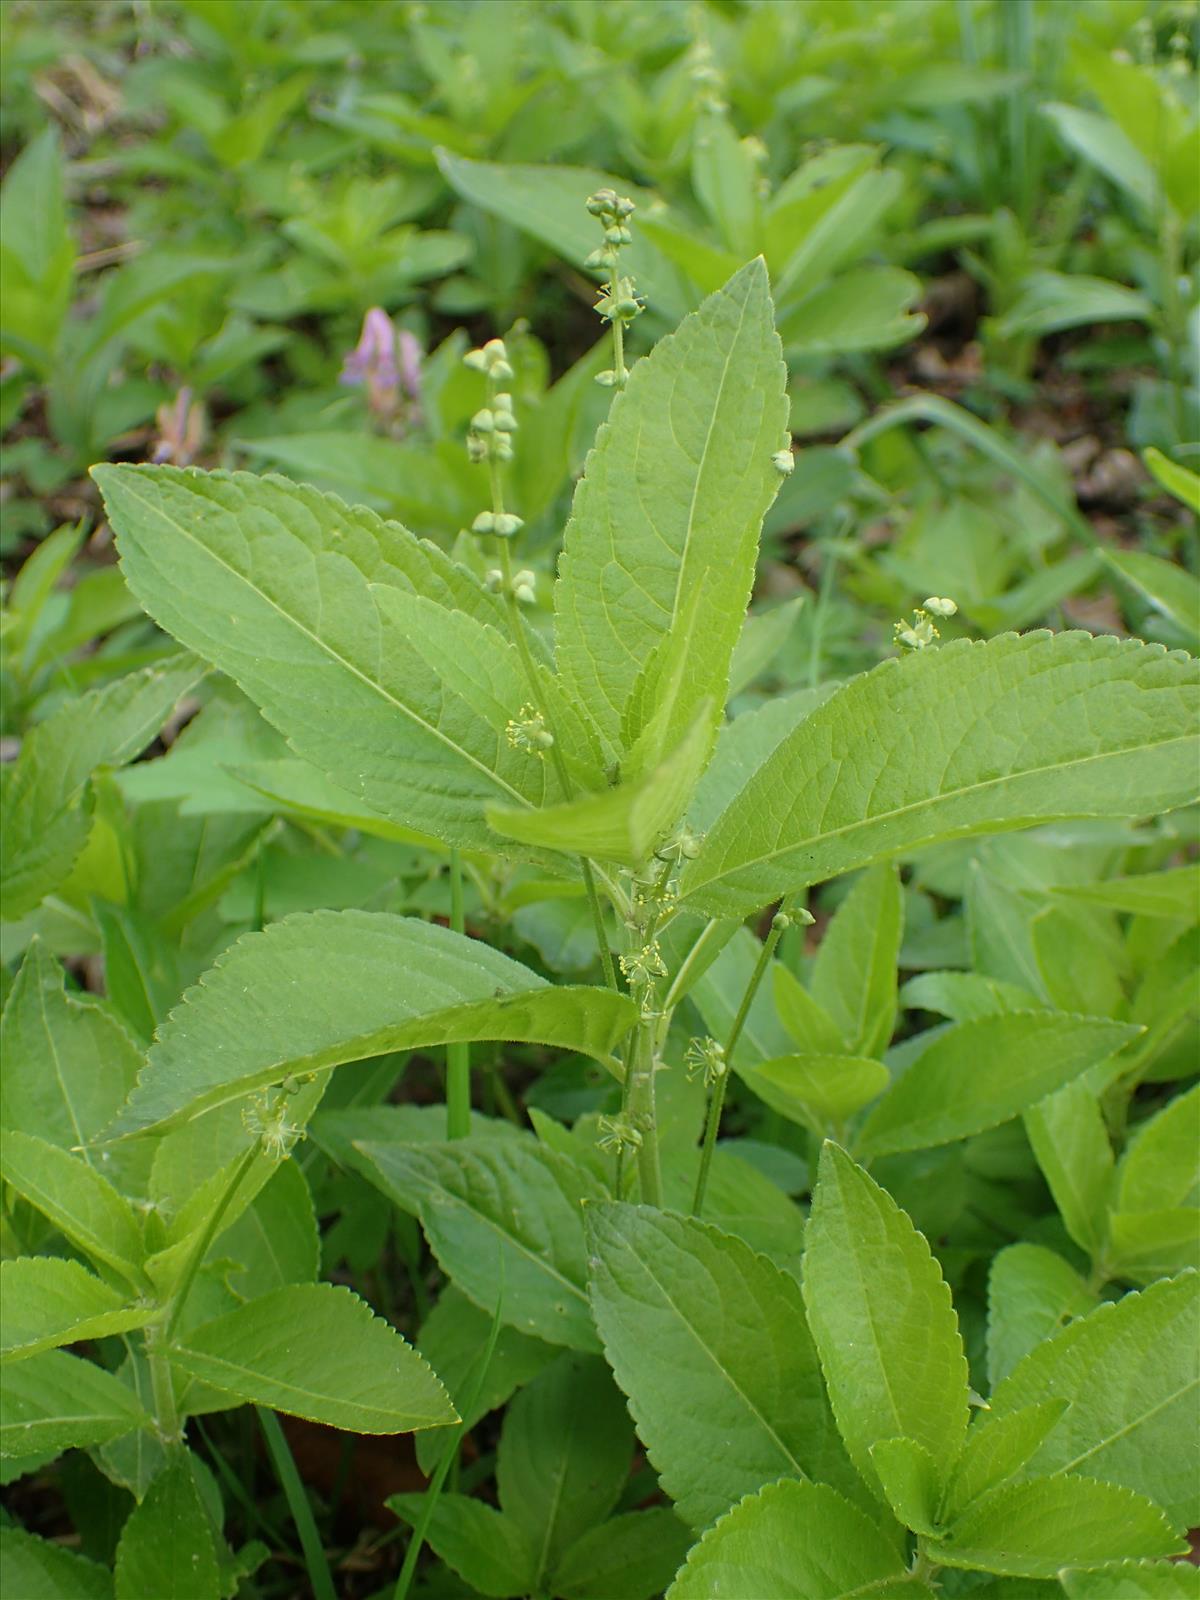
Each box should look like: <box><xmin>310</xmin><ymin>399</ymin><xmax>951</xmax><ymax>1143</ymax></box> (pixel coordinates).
<box><xmin>693</xmin><ymin>730</ymin><xmax>1197</xmax><ymax>894</ymax></box>
<box><xmin>111</xmin><ymin>474</ymin><xmax>529</xmax><ymax>808</ymax></box>
<box><xmin>611</xmin><ymin>1238</ymin><xmax>807</xmax><ymax>1485</ymax></box>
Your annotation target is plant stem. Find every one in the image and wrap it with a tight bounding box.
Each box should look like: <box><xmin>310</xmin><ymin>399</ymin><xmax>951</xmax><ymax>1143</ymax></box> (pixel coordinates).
<box><xmin>257</xmin><ymin>1406</ymin><xmax>338</xmax><ymax>1600</ymax></box>
<box><xmin>445</xmin><ymin>847</ymin><xmax>471</xmax><ymax>1140</ymax></box>
<box><xmin>163</xmin><ymin>1142</ymin><xmax>259</xmax><ymax>1342</ymax></box>
<box><xmin>145</xmin><ymin>1327</ymin><xmax>181</xmax><ymax>1447</ymax></box>
<box><xmin>609</xmin><ymin>257</ymin><xmax>627</xmax><ymax>389</ymax></box>
<box><xmin>692</xmin><ymin>902</ymin><xmax>792</xmax><ymax>1217</ymax></box>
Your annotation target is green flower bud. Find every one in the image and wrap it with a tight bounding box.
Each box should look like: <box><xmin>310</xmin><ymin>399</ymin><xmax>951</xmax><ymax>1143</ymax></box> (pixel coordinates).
<box><xmin>923</xmin><ymin>596</ymin><xmax>958</xmax><ymax>617</ymax></box>
<box><xmin>471</xmin><ymin>511</ymin><xmax>496</xmax><ymax>535</ymax></box>
<box><xmin>772</xmin><ymin>449</ymin><xmax>794</xmax><ymax>475</ymax></box>
<box><xmin>596</xmin><ymin>369</ymin><xmax>618</xmax><ymax>387</ymax></box>
<box><xmin>493</xmin><ymin>513</ymin><xmax>524</xmax><ymax>537</ymax></box>
<box><xmin>484</xmin><ymin>569</ymin><xmax>503</xmax><ymax>591</ymax></box>
<box><xmin>463</xmin><ymin>348</ymin><xmax>489</xmax><ymax>372</ymax></box>
<box><xmin>471</xmin><ymin>408</ymin><xmax>495</xmax><ymax>433</ymax></box>
<box><xmin>491</xmin><ymin>359</ymin><xmax>514</xmax><ymax>381</ymax></box>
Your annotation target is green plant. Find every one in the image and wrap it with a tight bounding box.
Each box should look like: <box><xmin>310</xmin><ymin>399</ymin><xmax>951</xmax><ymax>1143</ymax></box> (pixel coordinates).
<box><xmin>3</xmin><ymin>217</ymin><xmax>1197</xmax><ymax>1597</ymax></box>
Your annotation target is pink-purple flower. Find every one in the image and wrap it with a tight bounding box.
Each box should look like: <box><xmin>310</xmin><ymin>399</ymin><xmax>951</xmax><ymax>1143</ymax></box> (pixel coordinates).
<box><xmin>341</xmin><ymin>308</ymin><xmax>422</xmax><ymax>433</ymax></box>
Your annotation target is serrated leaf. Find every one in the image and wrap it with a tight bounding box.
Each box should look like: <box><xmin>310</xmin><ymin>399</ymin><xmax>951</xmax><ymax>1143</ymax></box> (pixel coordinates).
<box><xmin>107</xmin><ymin>910</ymin><xmax>635</xmax><ymax>1136</ymax></box>
<box><xmin>0</xmin><ymin>1525</ymin><xmax>114</xmax><ymax>1600</ymax></box>
<box><xmin>986</xmin><ymin>1243</ymin><xmax>1097</xmax><ymax>1390</ymax></box>
<box><xmin>803</xmin><ymin>1144</ymin><xmax>969</xmax><ymax>1500</ymax></box>
<box><xmin>487</xmin><ymin>712</ymin><xmax>711</xmax><ymax>867</ymax></box>
<box><xmin>1</xmin><ymin>655</ymin><xmax>203</xmax><ymax>918</ymax></box>
<box><xmin>856</xmin><ymin>1013</ymin><xmax>1138</xmax><ymax>1158</ymax></box>
<box><xmin>114</xmin><ymin>1458</ymin><xmax>220</xmax><ymax>1600</ymax></box>
<box><xmin>585</xmin><ymin>1203</ymin><xmax>851</xmax><ymax>1531</ymax></box>
<box><xmin>898</xmin><ymin>970</ymin><xmax>1042</xmax><ymax>1022</ymax></box>
<box><xmin>555</xmin><ymin>260</ymin><xmax>787</xmax><ymax>762</ymax></box>
<box><xmin>0</xmin><ymin>1258</ymin><xmax>155</xmax><ymax>1363</ymax></box>
<box><xmin>0</xmin><ymin>1350</ymin><xmax>150</xmax><ymax>1459</ymax></box>
<box><xmin>554</xmin><ymin>1509</ymin><xmax>693</xmax><ymax>1600</ymax></box>
<box><xmin>1118</xmin><ymin>1086</ymin><xmax>1200</xmax><ymax>1213</ymax></box>
<box><xmin>1024</xmin><ymin>1081</ymin><xmax>1114</xmax><ymax>1257</ymax></box>
<box><xmin>1</xmin><ymin>942</ymin><xmax>141</xmax><ymax>1154</ymax></box>
<box><xmin>1</xmin><ymin>1132</ymin><xmax>146</xmax><ymax>1288</ymax></box>
<box><xmin>497</xmin><ymin>1353</ymin><xmax>633</xmax><ymax>1586</ymax></box>
<box><xmin>810</xmin><ymin>864</ymin><xmax>903</xmax><ymax>1057</ymax></box>
<box><xmin>738</xmin><ymin>1053</ymin><xmax>890</xmax><ymax>1136</ymax></box>
<box><xmin>943</xmin><ymin>1402</ymin><xmax>1070</xmax><ymax>1520</ymax></box>
<box><xmin>170</xmin><ymin>1283</ymin><xmax>455</xmax><ymax>1432</ymax></box>
<box><xmin>989</xmin><ymin>1272</ymin><xmax>1200</xmax><ymax>1527</ymax></box>
<box><xmin>1061</xmin><ymin>1559</ymin><xmax>1200</xmax><ymax>1598</ymax></box>
<box><xmin>667</xmin><ymin>1478</ymin><xmax>909</xmax><ymax>1600</ymax></box>
<box><xmin>91</xmin><ymin>464</ymin><xmax>554</xmax><ymax>853</ymax></box>
<box><xmin>386</xmin><ymin>1495</ymin><xmax>534</xmax><ymax>1599</ymax></box>
<box><xmin>869</xmin><ymin>1436</ymin><xmax>940</xmax><ymax>1533</ymax></box>
<box><xmin>680</xmin><ymin>633</ymin><xmax>1200</xmax><ymax>917</ymax></box>
<box><xmin>356</xmin><ymin>1135</ymin><xmax>604</xmax><ymax>1351</ymax></box>
<box><xmin>931</xmin><ymin>1474</ymin><xmax>1184</xmax><ymax>1577</ymax></box>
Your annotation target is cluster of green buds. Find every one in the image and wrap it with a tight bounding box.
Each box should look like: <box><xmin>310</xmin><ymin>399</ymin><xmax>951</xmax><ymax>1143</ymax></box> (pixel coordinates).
<box><xmin>894</xmin><ymin>595</ymin><xmax>958</xmax><ymax>651</ymax></box>
<box><xmin>685</xmin><ymin>1036</ymin><xmax>727</xmax><ymax>1088</ymax></box>
<box><xmin>485</xmin><ymin>566</ymin><xmax>537</xmax><ymax>604</ymax></box>
<box><xmin>506</xmin><ymin>704</ymin><xmax>554</xmax><ymax>757</ymax></box>
<box><xmin>619</xmin><ymin>939</ymin><xmax>667</xmax><ymax>987</ymax></box>
<box><xmin>586</xmin><ymin>189</ymin><xmax>645</xmax><ymax>387</ymax></box>
<box><xmin>463</xmin><ymin>338</ymin><xmax>518</xmax><ymax>464</ymax></box>
<box><xmin>689</xmin><ymin>39</ymin><xmax>727</xmax><ymax>114</ymax></box>
<box><xmin>472</xmin><ymin>510</ymin><xmax>524</xmax><ymax>539</ymax></box>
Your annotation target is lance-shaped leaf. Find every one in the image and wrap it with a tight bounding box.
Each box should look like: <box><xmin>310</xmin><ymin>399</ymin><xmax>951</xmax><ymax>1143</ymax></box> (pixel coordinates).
<box><xmin>487</xmin><ymin>712</ymin><xmax>711</xmax><ymax>867</ymax></box>
<box><xmin>989</xmin><ymin>1271</ymin><xmax>1200</xmax><ymax>1528</ymax></box>
<box><xmin>0</xmin><ymin>1527</ymin><xmax>114</xmax><ymax>1600</ymax></box>
<box><xmin>809</xmin><ymin>863</ymin><xmax>903</xmax><ymax>1057</ymax></box>
<box><xmin>803</xmin><ymin>1143</ymin><xmax>970</xmax><ymax>1502</ymax></box>
<box><xmin>114</xmin><ymin>1457</ymin><xmax>220</xmax><ymax>1600</ymax></box>
<box><xmin>930</xmin><ymin>1476</ymin><xmax>1185</xmax><ymax>1577</ymax></box>
<box><xmin>1</xmin><ymin>941</ymin><xmax>142</xmax><ymax>1154</ymax></box>
<box><xmin>856</xmin><ymin>1013</ymin><xmax>1138</xmax><ymax>1158</ymax></box>
<box><xmin>1</xmin><ymin>1133</ymin><xmax>147</xmax><ymax>1289</ymax></box>
<box><xmin>0</xmin><ymin>1349</ymin><xmax>150</xmax><ymax>1459</ymax></box>
<box><xmin>667</xmin><ymin>1479</ymin><xmax>912</xmax><ymax>1600</ymax></box>
<box><xmin>106</xmin><ymin>910</ymin><xmax>635</xmax><ymax>1137</ymax></box>
<box><xmin>738</xmin><ymin>1053</ymin><xmax>889</xmax><ymax>1136</ymax></box>
<box><xmin>586</xmin><ymin>1203</ymin><xmax>854</xmax><ymax>1531</ymax></box>
<box><xmin>357</xmin><ymin>1136</ymin><xmax>603</xmax><ymax>1352</ymax></box>
<box><xmin>680</xmin><ymin>632</ymin><xmax>1200</xmax><ymax>917</ymax></box>
<box><xmin>0</xmin><ymin>1258</ymin><xmax>155</xmax><ymax>1363</ymax></box>
<box><xmin>1</xmin><ymin>654</ymin><xmax>203</xmax><ymax>918</ymax></box>
<box><xmin>170</xmin><ymin>1284</ymin><xmax>454</xmax><ymax>1433</ymax></box>
<box><xmin>554</xmin><ymin>259</ymin><xmax>788</xmax><ymax>762</ymax></box>
<box><xmin>91</xmin><ymin>464</ymin><xmax>561</xmax><ymax>853</ymax></box>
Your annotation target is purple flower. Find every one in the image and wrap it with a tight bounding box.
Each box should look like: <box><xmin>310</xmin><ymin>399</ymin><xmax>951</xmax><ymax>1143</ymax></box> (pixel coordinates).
<box><xmin>340</xmin><ymin>307</ymin><xmax>399</xmax><ymax>392</ymax></box>
<box><xmin>340</xmin><ymin>310</ymin><xmax>423</xmax><ymax>433</ymax></box>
